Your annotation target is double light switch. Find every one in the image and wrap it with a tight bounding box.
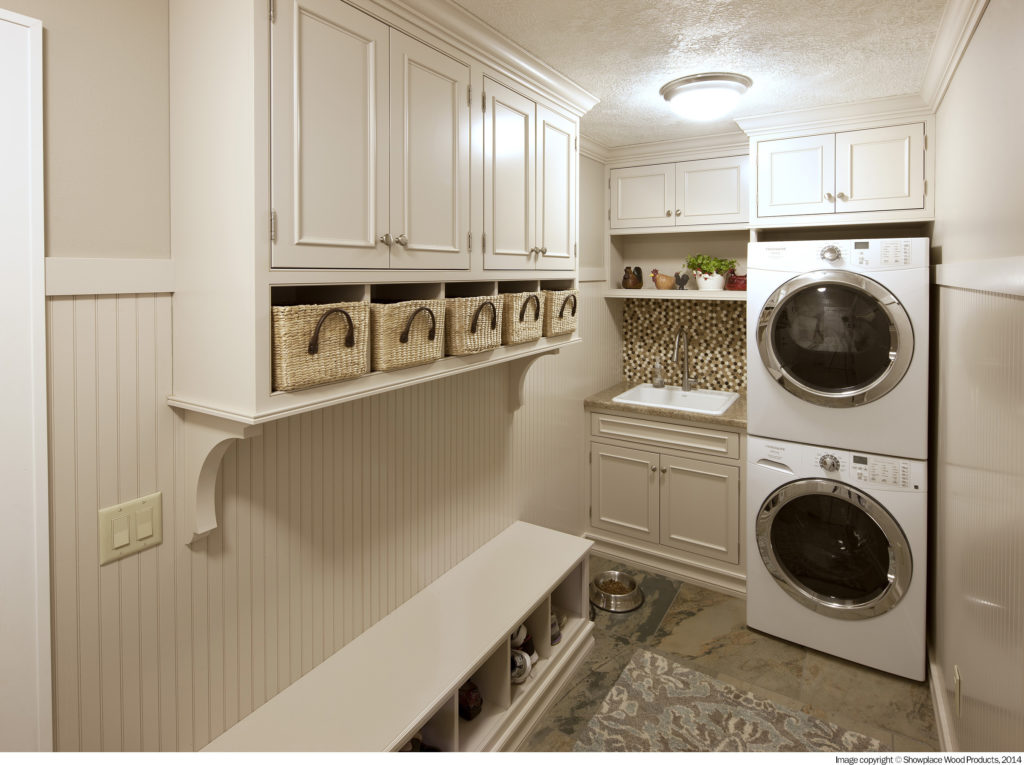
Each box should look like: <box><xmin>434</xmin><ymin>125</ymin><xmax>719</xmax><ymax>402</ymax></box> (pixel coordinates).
<box><xmin>98</xmin><ymin>491</ymin><xmax>163</xmax><ymax>565</ymax></box>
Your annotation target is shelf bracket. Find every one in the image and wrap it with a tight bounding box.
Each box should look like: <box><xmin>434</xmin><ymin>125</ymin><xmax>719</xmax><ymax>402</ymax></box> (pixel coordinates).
<box><xmin>508</xmin><ymin>348</ymin><xmax>561</xmax><ymax>411</ymax></box>
<box><xmin>177</xmin><ymin>409</ymin><xmax>263</xmax><ymax>546</ymax></box>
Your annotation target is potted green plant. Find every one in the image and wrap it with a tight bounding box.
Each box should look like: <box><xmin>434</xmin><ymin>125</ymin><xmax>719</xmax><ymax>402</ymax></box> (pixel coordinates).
<box><xmin>686</xmin><ymin>254</ymin><xmax>736</xmax><ymax>291</ymax></box>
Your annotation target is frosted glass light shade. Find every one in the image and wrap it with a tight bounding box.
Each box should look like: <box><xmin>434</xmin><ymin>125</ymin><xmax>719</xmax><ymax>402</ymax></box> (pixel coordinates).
<box><xmin>660</xmin><ymin>73</ymin><xmax>752</xmax><ymax>121</ymax></box>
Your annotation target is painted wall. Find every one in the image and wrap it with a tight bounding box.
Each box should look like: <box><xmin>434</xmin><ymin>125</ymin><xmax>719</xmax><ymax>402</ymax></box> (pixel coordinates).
<box><xmin>2</xmin><ymin>0</ymin><xmax>170</xmax><ymax>259</ymax></box>
<box><xmin>930</xmin><ymin>0</ymin><xmax>1024</xmax><ymax>750</ymax></box>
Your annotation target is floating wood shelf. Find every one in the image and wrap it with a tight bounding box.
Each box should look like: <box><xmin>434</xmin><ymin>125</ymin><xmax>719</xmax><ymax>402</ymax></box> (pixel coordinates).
<box><xmin>603</xmin><ymin>288</ymin><xmax>747</xmax><ymax>301</ymax></box>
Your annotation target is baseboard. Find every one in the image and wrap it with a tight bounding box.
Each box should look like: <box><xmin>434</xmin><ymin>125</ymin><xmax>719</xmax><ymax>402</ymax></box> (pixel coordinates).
<box><xmin>928</xmin><ymin>643</ymin><xmax>959</xmax><ymax>752</ymax></box>
<box><xmin>586</xmin><ymin>533</ymin><xmax>746</xmax><ymax>598</ymax></box>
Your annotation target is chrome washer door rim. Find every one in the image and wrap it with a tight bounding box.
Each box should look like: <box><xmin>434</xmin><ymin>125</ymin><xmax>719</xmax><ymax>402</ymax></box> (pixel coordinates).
<box><xmin>756</xmin><ymin>478</ymin><xmax>913</xmax><ymax>620</ymax></box>
<box><xmin>756</xmin><ymin>270</ymin><xmax>914</xmax><ymax>407</ymax></box>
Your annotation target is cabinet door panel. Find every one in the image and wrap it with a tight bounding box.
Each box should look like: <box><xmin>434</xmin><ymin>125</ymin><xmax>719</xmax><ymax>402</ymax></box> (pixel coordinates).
<box><xmin>836</xmin><ymin>123</ymin><xmax>924</xmax><ymax>213</ymax></box>
<box><xmin>536</xmin><ymin>105</ymin><xmax>576</xmax><ymax>270</ymax></box>
<box><xmin>756</xmin><ymin>134</ymin><xmax>835</xmax><ymax>218</ymax></box>
<box><xmin>389</xmin><ymin>31</ymin><xmax>470</xmax><ymax>269</ymax></box>
<box><xmin>483</xmin><ymin>78</ymin><xmax>535</xmax><ymax>269</ymax></box>
<box><xmin>590</xmin><ymin>443</ymin><xmax>659</xmax><ymax>543</ymax></box>
<box><xmin>272</xmin><ymin>0</ymin><xmax>389</xmax><ymax>268</ymax></box>
<box><xmin>609</xmin><ymin>164</ymin><xmax>674</xmax><ymax>229</ymax></box>
<box><xmin>676</xmin><ymin>155</ymin><xmax>749</xmax><ymax>226</ymax></box>
<box><xmin>660</xmin><ymin>456</ymin><xmax>739</xmax><ymax>564</ymax></box>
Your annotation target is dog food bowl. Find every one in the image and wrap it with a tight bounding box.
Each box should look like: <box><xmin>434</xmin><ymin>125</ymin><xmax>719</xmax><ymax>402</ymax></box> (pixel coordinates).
<box><xmin>589</xmin><ymin>570</ymin><xmax>644</xmax><ymax>613</ymax></box>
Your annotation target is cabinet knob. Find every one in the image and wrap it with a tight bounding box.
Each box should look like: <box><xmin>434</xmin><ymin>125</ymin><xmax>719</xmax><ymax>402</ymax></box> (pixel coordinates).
<box><xmin>665</xmin><ymin>210</ymin><xmax>672</xmax><ymax>216</ymax></box>
<box><xmin>395</xmin><ymin>234</ymin><xmax>409</xmax><ymax>247</ymax></box>
<box><xmin>824</xmin><ymin>192</ymin><xmax>835</xmax><ymax>203</ymax></box>
<box><xmin>529</xmin><ymin>246</ymin><xmax>538</xmax><ymax>256</ymax></box>
<box><xmin>836</xmin><ymin>191</ymin><xmax>848</xmax><ymax>201</ymax></box>
<box><xmin>675</xmin><ymin>209</ymin><xmax>681</xmax><ymax>216</ymax></box>
<box><xmin>650</xmin><ymin>465</ymin><xmax>657</xmax><ymax>472</ymax></box>
<box><xmin>540</xmin><ymin>247</ymin><xmax>547</xmax><ymax>255</ymax></box>
<box><xmin>661</xmin><ymin>467</ymin><xmax>668</xmax><ymax>474</ymax></box>
<box><xmin>378</xmin><ymin>233</ymin><xmax>394</xmax><ymax>247</ymax></box>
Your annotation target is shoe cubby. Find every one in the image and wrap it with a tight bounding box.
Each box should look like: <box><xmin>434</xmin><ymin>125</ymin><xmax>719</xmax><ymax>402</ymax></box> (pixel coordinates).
<box><xmin>444</xmin><ymin>281</ymin><xmax>498</xmax><ymax>298</ymax></box>
<box><xmin>270</xmin><ymin>283</ymin><xmax>369</xmax><ymax>306</ymax></box>
<box><xmin>204</xmin><ymin>522</ymin><xmax>594</xmax><ymax>752</ymax></box>
<box><xmin>539</xmin><ymin>278</ymin><xmax>576</xmax><ymax>292</ymax></box>
<box><xmin>551</xmin><ymin>559</ymin><xmax>588</xmax><ymax>658</ymax></box>
<box><xmin>497</xmin><ymin>280</ymin><xmax>541</xmax><ymax>294</ymax></box>
<box><xmin>370</xmin><ymin>281</ymin><xmax>445</xmax><ymax>302</ymax></box>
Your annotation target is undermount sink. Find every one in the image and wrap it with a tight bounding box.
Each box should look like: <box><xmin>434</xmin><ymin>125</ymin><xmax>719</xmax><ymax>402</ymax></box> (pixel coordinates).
<box><xmin>612</xmin><ymin>384</ymin><xmax>739</xmax><ymax>416</ymax></box>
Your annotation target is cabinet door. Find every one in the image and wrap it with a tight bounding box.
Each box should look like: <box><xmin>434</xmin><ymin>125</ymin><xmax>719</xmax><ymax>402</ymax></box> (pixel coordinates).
<box><xmin>675</xmin><ymin>155</ymin><xmax>749</xmax><ymax>226</ymax></box>
<box><xmin>590</xmin><ymin>443</ymin><xmax>659</xmax><ymax>543</ymax></box>
<box><xmin>835</xmin><ymin>123</ymin><xmax>925</xmax><ymax>213</ymax></box>
<box><xmin>483</xmin><ymin>78</ymin><xmax>535</xmax><ymax>269</ymax></box>
<box><xmin>609</xmin><ymin>164</ymin><xmax>674</xmax><ymax>229</ymax></box>
<box><xmin>660</xmin><ymin>455</ymin><xmax>739</xmax><ymax>564</ymax></box>
<box><xmin>536</xmin><ymin>104</ymin><xmax>576</xmax><ymax>270</ymax></box>
<box><xmin>271</xmin><ymin>0</ymin><xmax>389</xmax><ymax>269</ymax></box>
<box><xmin>388</xmin><ymin>31</ymin><xmax>470</xmax><ymax>269</ymax></box>
<box><xmin>756</xmin><ymin>134</ymin><xmax>835</xmax><ymax>218</ymax></box>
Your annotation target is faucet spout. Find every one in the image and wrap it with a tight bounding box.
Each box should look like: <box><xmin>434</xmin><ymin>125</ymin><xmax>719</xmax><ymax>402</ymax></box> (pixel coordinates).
<box><xmin>671</xmin><ymin>326</ymin><xmax>696</xmax><ymax>392</ymax></box>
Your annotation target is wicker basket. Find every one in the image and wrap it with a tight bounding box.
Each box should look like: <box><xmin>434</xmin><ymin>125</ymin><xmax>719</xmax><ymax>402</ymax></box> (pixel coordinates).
<box><xmin>272</xmin><ymin>302</ymin><xmax>369</xmax><ymax>391</ymax></box>
<box><xmin>501</xmin><ymin>291</ymin><xmax>545</xmax><ymax>345</ymax></box>
<box><xmin>542</xmin><ymin>289</ymin><xmax>579</xmax><ymax>337</ymax></box>
<box><xmin>445</xmin><ymin>296</ymin><xmax>504</xmax><ymax>356</ymax></box>
<box><xmin>370</xmin><ymin>299</ymin><xmax>446</xmax><ymax>371</ymax></box>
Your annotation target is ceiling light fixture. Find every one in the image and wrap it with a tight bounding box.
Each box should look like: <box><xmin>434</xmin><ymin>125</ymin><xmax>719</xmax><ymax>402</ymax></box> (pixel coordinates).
<box><xmin>660</xmin><ymin>72</ymin><xmax>753</xmax><ymax>121</ymax></box>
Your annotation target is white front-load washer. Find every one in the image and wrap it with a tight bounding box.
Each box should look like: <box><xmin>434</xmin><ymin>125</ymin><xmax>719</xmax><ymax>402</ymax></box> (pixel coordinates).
<box><xmin>747</xmin><ymin>238</ymin><xmax>929</xmax><ymax>459</ymax></box>
<box><xmin>746</xmin><ymin>435</ymin><xmax>927</xmax><ymax>680</ymax></box>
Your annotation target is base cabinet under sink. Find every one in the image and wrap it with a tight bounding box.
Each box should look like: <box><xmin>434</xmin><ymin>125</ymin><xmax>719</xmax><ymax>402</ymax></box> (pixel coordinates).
<box><xmin>587</xmin><ymin>410</ymin><xmax>746</xmax><ymax>594</ymax></box>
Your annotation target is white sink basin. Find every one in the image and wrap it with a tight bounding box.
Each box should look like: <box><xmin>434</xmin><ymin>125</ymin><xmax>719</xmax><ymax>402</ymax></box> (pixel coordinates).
<box><xmin>612</xmin><ymin>384</ymin><xmax>739</xmax><ymax>416</ymax></box>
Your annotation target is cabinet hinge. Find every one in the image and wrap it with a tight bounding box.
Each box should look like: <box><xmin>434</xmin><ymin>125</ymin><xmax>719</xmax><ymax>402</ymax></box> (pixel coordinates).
<box><xmin>270</xmin><ymin>209</ymin><xmax>277</xmax><ymax>243</ymax></box>
<box><xmin>924</xmin><ymin>179</ymin><xmax>928</xmax><ymax>196</ymax></box>
<box><xmin>467</xmin><ymin>231</ymin><xmax>472</xmax><ymax>252</ymax></box>
<box><xmin>924</xmin><ymin>134</ymin><xmax>928</xmax><ymax>150</ymax></box>
<box><xmin>607</xmin><ymin>208</ymin><xmax>610</xmax><ymax>222</ymax></box>
<box><xmin>482</xmin><ymin>91</ymin><xmax>486</xmax><ymax>113</ymax></box>
<box><xmin>269</xmin><ymin>0</ymin><xmax>276</xmax><ymax>23</ymax></box>
<box><xmin>467</xmin><ymin>85</ymin><xmax>471</xmax><ymax>108</ymax></box>
<box><xmin>589</xmin><ymin>451</ymin><xmax>592</xmax><ymax>464</ymax></box>
<box><xmin>482</xmin><ymin>232</ymin><xmax>487</xmax><ymax>254</ymax></box>
<box><xmin>574</xmin><ymin>136</ymin><xmax>578</xmax><ymax>152</ymax></box>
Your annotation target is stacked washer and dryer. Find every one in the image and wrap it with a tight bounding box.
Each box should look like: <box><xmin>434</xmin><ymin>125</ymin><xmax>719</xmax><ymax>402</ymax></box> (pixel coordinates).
<box><xmin>745</xmin><ymin>238</ymin><xmax>930</xmax><ymax>680</ymax></box>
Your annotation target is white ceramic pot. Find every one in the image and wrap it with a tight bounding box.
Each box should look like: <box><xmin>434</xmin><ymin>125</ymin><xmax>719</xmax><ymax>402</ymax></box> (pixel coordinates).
<box><xmin>694</xmin><ymin>271</ymin><xmax>726</xmax><ymax>290</ymax></box>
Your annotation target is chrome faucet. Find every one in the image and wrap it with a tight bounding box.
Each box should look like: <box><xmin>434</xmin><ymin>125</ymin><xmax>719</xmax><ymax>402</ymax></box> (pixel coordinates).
<box><xmin>672</xmin><ymin>326</ymin><xmax>697</xmax><ymax>392</ymax></box>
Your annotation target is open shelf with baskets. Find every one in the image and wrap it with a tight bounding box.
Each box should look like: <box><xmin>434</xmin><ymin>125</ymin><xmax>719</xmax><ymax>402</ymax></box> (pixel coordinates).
<box><xmin>203</xmin><ymin>522</ymin><xmax>595</xmax><ymax>753</ymax></box>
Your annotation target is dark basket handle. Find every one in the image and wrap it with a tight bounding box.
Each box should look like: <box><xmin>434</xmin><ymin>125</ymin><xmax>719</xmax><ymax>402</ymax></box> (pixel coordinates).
<box><xmin>470</xmin><ymin>301</ymin><xmax>497</xmax><ymax>334</ymax></box>
<box><xmin>308</xmin><ymin>308</ymin><xmax>355</xmax><ymax>354</ymax></box>
<box><xmin>399</xmin><ymin>305</ymin><xmax>437</xmax><ymax>343</ymax></box>
<box><xmin>558</xmin><ymin>293</ymin><xmax>578</xmax><ymax>319</ymax></box>
<box><xmin>518</xmin><ymin>294</ymin><xmax>540</xmax><ymax>323</ymax></box>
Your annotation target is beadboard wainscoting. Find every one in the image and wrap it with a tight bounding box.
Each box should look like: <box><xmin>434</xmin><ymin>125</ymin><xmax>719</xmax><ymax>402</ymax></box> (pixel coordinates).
<box><xmin>45</xmin><ymin>284</ymin><xmax>620</xmax><ymax>751</ymax></box>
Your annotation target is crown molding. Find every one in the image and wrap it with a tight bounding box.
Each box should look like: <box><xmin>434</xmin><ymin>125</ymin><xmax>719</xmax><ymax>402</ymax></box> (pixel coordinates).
<box><xmin>735</xmin><ymin>94</ymin><xmax>932</xmax><ymax>138</ymax></box>
<box><xmin>600</xmin><ymin>129</ymin><xmax>750</xmax><ymax>167</ymax></box>
<box><xmin>364</xmin><ymin>0</ymin><xmax>599</xmax><ymax>116</ymax></box>
<box><xmin>919</xmin><ymin>0</ymin><xmax>990</xmax><ymax>111</ymax></box>
<box><xmin>579</xmin><ymin>136</ymin><xmax>610</xmax><ymax>163</ymax></box>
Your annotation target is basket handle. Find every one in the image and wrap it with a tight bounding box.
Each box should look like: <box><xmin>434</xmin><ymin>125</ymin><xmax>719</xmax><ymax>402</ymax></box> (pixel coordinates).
<box><xmin>558</xmin><ymin>293</ymin><xmax>578</xmax><ymax>319</ymax></box>
<box><xmin>470</xmin><ymin>301</ymin><xmax>497</xmax><ymax>333</ymax></box>
<box><xmin>399</xmin><ymin>305</ymin><xmax>437</xmax><ymax>343</ymax></box>
<box><xmin>518</xmin><ymin>294</ymin><xmax>540</xmax><ymax>322</ymax></box>
<box><xmin>307</xmin><ymin>308</ymin><xmax>355</xmax><ymax>354</ymax></box>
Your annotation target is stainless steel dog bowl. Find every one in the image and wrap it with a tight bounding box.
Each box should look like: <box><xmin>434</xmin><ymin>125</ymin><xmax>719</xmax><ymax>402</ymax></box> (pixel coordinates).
<box><xmin>589</xmin><ymin>570</ymin><xmax>644</xmax><ymax>613</ymax></box>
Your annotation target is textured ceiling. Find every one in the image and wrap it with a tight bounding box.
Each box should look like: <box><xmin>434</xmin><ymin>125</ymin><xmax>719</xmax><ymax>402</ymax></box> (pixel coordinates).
<box><xmin>451</xmin><ymin>0</ymin><xmax>948</xmax><ymax>148</ymax></box>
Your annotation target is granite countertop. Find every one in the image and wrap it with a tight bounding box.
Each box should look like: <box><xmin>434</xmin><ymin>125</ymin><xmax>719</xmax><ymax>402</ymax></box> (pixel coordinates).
<box><xmin>584</xmin><ymin>381</ymin><xmax>747</xmax><ymax>431</ymax></box>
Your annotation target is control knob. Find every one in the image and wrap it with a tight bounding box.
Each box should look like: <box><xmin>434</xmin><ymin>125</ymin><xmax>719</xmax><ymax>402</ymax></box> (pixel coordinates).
<box><xmin>819</xmin><ymin>245</ymin><xmax>842</xmax><ymax>262</ymax></box>
<box><xmin>818</xmin><ymin>454</ymin><xmax>840</xmax><ymax>472</ymax></box>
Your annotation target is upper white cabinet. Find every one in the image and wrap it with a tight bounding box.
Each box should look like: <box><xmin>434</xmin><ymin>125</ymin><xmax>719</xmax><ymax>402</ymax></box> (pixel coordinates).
<box><xmin>484</xmin><ymin>78</ymin><xmax>577</xmax><ymax>270</ymax></box>
<box><xmin>272</xmin><ymin>0</ymin><xmax>470</xmax><ymax>270</ymax></box>
<box><xmin>755</xmin><ymin>123</ymin><xmax>927</xmax><ymax>221</ymax></box>
<box><xmin>610</xmin><ymin>155</ymin><xmax>749</xmax><ymax>231</ymax></box>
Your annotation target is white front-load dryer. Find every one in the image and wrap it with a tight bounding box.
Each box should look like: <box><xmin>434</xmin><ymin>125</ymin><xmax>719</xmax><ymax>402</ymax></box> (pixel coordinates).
<box><xmin>746</xmin><ymin>435</ymin><xmax>927</xmax><ymax>680</ymax></box>
<box><xmin>747</xmin><ymin>238</ymin><xmax>929</xmax><ymax>459</ymax></box>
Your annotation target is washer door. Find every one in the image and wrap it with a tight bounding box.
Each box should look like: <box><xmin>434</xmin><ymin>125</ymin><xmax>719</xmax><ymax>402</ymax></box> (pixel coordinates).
<box><xmin>756</xmin><ymin>478</ymin><xmax>912</xmax><ymax>620</ymax></box>
<box><xmin>756</xmin><ymin>270</ymin><xmax>913</xmax><ymax>407</ymax></box>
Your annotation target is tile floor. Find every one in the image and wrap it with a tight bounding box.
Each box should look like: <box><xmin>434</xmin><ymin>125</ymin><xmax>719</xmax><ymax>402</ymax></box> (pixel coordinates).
<box><xmin>521</xmin><ymin>554</ymin><xmax>939</xmax><ymax>752</ymax></box>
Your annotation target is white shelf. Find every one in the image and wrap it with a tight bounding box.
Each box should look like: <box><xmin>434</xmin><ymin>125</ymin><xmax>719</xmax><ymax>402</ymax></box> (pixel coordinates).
<box><xmin>203</xmin><ymin>522</ymin><xmax>594</xmax><ymax>752</ymax></box>
<box><xmin>603</xmin><ymin>288</ymin><xmax>747</xmax><ymax>301</ymax></box>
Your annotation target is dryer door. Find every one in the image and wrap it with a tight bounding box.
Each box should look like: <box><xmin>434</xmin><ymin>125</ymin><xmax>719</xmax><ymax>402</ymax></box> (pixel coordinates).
<box><xmin>756</xmin><ymin>270</ymin><xmax>913</xmax><ymax>407</ymax></box>
<box><xmin>756</xmin><ymin>478</ymin><xmax>913</xmax><ymax>620</ymax></box>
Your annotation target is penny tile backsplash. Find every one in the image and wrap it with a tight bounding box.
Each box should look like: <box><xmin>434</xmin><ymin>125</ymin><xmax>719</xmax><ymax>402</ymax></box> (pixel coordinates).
<box><xmin>622</xmin><ymin>300</ymin><xmax>746</xmax><ymax>391</ymax></box>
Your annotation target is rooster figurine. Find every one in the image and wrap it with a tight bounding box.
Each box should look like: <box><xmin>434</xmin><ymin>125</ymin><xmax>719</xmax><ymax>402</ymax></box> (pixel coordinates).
<box><xmin>651</xmin><ymin>269</ymin><xmax>676</xmax><ymax>290</ymax></box>
<box><xmin>621</xmin><ymin>266</ymin><xmax>643</xmax><ymax>289</ymax></box>
<box><xmin>674</xmin><ymin>272</ymin><xmax>689</xmax><ymax>290</ymax></box>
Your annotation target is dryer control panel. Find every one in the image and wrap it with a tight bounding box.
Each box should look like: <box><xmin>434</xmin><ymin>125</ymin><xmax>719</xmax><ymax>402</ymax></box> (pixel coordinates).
<box><xmin>748</xmin><ymin>237</ymin><xmax>929</xmax><ymax>273</ymax></box>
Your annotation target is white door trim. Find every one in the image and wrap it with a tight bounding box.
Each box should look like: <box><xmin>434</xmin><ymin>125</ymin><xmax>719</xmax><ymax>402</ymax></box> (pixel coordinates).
<box><xmin>0</xmin><ymin>7</ymin><xmax>52</xmax><ymax>751</ymax></box>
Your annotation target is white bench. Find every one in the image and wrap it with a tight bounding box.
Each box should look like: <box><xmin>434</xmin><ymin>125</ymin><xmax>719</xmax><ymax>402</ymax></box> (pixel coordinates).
<box><xmin>204</xmin><ymin>521</ymin><xmax>594</xmax><ymax>751</ymax></box>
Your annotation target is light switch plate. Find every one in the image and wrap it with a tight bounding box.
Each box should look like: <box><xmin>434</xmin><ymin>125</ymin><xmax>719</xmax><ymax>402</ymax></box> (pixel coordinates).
<box><xmin>98</xmin><ymin>491</ymin><xmax>163</xmax><ymax>565</ymax></box>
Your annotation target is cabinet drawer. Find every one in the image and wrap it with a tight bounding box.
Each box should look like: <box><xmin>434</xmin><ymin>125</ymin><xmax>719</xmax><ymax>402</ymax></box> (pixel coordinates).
<box><xmin>591</xmin><ymin>412</ymin><xmax>739</xmax><ymax>459</ymax></box>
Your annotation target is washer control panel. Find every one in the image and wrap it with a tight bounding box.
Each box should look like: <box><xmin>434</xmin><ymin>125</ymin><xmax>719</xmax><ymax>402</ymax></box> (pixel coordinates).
<box><xmin>749</xmin><ymin>238</ymin><xmax>927</xmax><ymax>272</ymax></box>
<box><xmin>850</xmin><ymin>454</ymin><xmax>918</xmax><ymax>489</ymax></box>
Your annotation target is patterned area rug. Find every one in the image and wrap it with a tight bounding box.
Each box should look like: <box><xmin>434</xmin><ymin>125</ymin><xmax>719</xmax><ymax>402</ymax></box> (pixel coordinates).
<box><xmin>574</xmin><ymin>649</ymin><xmax>885</xmax><ymax>752</ymax></box>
